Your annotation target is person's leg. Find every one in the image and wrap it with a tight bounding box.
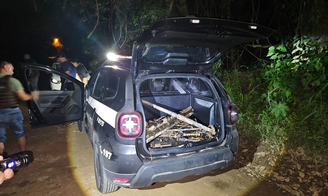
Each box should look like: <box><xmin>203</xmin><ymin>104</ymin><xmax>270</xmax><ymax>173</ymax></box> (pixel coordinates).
<box><xmin>8</xmin><ymin>108</ymin><xmax>26</xmax><ymax>152</ymax></box>
<box><xmin>0</xmin><ymin>142</ymin><xmax>4</xmax><ymax>155</ymax></box>
<box><xmin>16</xmin><ymin>136</ymin><xmax>26</xmax><ymax>152</ymax></box>
<box><xmin>0</xmin><ymin>122</ymin><xmax>7</xmax><ymax>155</ymax></box>
<box><xmin>0</xmin><ymin>109</ymin><xmax>9</xmax><ymax>155</ymax></box>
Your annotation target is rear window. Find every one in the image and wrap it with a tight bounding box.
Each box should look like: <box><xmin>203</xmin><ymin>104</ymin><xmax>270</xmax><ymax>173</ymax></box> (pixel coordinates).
<box><xmin>141</xmin><ymin>45</ymin><xmax>220</xmax><ymax>64</ymax></box>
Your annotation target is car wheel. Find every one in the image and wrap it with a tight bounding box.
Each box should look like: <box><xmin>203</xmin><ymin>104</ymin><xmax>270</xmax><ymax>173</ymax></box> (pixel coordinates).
<box><xmin>94</xmin><ymin>145</ymin><xmax>119</xmax><ymax>193</ymax></box>
<box><xmin>77</xmin><ymin>120</ymin><xmax>86</xmax><ymax>132</ymax></box>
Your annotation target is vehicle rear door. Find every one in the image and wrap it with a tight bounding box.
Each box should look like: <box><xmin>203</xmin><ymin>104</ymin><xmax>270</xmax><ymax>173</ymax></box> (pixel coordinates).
<box><xmin>133</xmin><ymin>16</ymin><xmax>273</xmax><ymax>72</ymax></box>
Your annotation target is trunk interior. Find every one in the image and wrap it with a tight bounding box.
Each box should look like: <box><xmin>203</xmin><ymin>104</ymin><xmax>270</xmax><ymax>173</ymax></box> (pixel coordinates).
<box><xmin>139</xmin><ymin>77</ymin><xmax>222</xmax><ymax>149</ymax></box>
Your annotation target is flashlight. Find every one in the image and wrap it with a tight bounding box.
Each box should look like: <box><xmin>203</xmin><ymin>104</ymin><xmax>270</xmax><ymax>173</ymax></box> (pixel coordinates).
<box><xmin>0</xmin><ymin>151</ymin><xmax>34</xmax><ymax>172</ymax></box>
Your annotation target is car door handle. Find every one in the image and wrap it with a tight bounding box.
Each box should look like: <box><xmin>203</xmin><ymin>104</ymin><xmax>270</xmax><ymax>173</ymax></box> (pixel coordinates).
<box><xmin>52</xmin><ymin>97</ymin><xmax>63</xmax><ymax>103</ymax></box>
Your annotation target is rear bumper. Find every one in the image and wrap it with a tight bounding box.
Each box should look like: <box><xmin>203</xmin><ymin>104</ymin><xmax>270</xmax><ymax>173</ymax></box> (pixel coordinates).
<box><xmin>106</xmin><ymin>146</ymin><xmax>234</xmax><ymax>188</ymax></box>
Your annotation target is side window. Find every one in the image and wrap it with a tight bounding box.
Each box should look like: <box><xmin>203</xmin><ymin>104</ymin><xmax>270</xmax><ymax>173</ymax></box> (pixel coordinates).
<box><xmin>92</xmin><ymin>70</ymin><xmax>119</xmax><ymax>101</ymax></box>
<box><xmin>87</xmin><ymin>71</ymin><xmax>99</xmax><ymax>94</ymax></box>
<box><xmin>52</xmin><ymin>63</ymin><xmax>61</xmax><ymax>71</ymax></box>
<box><xmin>25</xmin><ymin>68</ymin><xmax>78</xmax><ymax>91</ymax></box>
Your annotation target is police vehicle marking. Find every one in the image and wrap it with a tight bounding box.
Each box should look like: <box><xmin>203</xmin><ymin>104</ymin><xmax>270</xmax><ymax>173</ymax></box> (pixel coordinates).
<box><xmin>100</xmin><ymin>145</ymin><xmax>112</xmax><ymax>160</ymax></box>
<box><xmin>88</xmin><ymin>96</ymin><xmax>117</xmax><ymax>128</ymax></box>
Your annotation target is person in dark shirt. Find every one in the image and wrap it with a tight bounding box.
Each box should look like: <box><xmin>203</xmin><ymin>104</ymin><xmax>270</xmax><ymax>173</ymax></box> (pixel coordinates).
<box><xmin>70</xmin><ymin>59</ymin><xmax>90</xmax><ymax>86</ymax></box>
<box><xmin>56</xmin><ymin>52</ymin><xmax>81</xmax><ymax>90</ymax></box>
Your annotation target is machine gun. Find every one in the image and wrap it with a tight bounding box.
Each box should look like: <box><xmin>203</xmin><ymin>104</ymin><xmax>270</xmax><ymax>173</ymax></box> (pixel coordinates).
<box><xmin>142</xmin><ymin>100</ymin><xmax>216</xmax><ymax>147</ymax></box>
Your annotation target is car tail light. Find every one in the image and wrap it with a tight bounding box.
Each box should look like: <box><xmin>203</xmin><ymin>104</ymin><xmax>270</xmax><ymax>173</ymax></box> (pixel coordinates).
<box><xmin>113</xmin><ymin>177</ymin><xmax>130</xmax><ymax>182</ymax></box>
<box><xmin>117</xmin><ymin>111</ymin><xmax>142</xmax><ymax>138</ymax></box>
<box><xmin>228</xmin><ymin>103</ymin><xmax>239</xmax><ymax>125</ymax></box>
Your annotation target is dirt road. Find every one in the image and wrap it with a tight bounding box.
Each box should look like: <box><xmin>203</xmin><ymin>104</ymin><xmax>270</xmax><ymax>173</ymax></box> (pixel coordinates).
<box><xmin>0</xmin><ymin>104</ymin><xmax>289</xmax><ymax>196</ymax></box>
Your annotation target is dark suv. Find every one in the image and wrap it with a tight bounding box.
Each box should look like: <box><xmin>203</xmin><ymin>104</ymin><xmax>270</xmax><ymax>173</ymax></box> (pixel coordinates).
<box><xmin>22</xmin><ymin>16</ymin><xmax>272</xmax><ymax>193</ymax></box>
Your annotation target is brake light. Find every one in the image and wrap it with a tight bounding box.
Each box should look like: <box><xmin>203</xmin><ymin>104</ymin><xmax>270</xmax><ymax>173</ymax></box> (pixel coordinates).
<box><xmin>117</xmin><ymin>111</ymin><xmax>142</xmax><ymax>138</ymax></box>
<box><xmin>113</xmin><ymin>177</ymin><xmax>130</xmax><ymax>182</ymax></box>
<box><xmin>228</xmin><ymin>103</ymin><xmax>239</xmax><ymax>125</ymax></box>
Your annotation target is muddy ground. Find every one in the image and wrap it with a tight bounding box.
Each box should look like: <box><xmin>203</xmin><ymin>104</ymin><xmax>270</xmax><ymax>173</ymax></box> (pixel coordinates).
<box><xmin>0</xmin><ymin>104</ymin><xmax>326</xmax><ymax>196</ymax></box>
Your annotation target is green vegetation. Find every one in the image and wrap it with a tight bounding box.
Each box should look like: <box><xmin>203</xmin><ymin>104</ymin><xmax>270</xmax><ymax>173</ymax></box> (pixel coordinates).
<box><xmin>219</xmin><ymin>36</ymin><xmax>328</xmax><ymax>162</ymax></box>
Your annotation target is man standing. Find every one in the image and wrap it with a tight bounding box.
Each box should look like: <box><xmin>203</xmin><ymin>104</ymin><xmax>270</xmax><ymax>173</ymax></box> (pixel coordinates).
<box><xmin>70</xmin><ymin>59</ymin><xmax>90</xmax><ymax>86</ymax></box>
<box><xmin>56</xmin><ymin>52</ymin><xmax>81</xmax><ymax>90</ymax></box>
<box><xmin>0</xmin><ymin>61</ymin><xmax>39</xmax><ymax>156</ymax></box>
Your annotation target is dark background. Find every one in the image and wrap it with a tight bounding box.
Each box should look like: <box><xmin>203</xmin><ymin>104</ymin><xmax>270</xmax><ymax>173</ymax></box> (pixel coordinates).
<box><xmin>1</xmin><ymin>0</ymin><xmax>328</xmax><ymax>69</ymax></box>
<box><xmin>0</xmin><ymin>1</ymin><xmax>87</xmax><ymax>66</ymax></box>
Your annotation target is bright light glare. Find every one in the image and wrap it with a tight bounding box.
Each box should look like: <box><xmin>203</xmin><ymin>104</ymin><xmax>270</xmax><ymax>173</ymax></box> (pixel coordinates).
<box><xmin>191</xmin><ymin>19</ymin><xmax>200</xmax><ymax>24</ymax></box>
<box><xmin>106</xmin><ymin>52</ymin><xmax>132</xmax><ymax>61</ymax></box>
<box><xmin>52</xmin><ymin>38</ymin><xmax>63</xmax><ymax>49</ymax></box>
<box><xmin>8</xmin><ymin>161</ymin><xmax>15</xmax><ymax>168</ymax></box>
<box><xmin>249</xmin><ymin>25</ymin><xmax>257</xmax><ymax>30</ymax></box>
<box><xmin>107</xmin><ymin>52</ymin><xmax>119</xmax><ymax>61</ymax></box>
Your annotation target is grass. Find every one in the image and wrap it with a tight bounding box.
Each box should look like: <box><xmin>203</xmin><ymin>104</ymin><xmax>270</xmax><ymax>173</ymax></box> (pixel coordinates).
<box><xmin>218</xmin><ymin>69</ymin><xmax>328</xmax><ymax>164</ymax></box>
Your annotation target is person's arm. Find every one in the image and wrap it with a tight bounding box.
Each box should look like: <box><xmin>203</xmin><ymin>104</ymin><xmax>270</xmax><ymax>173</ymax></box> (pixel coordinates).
<box><xmin>82</xmin><ymin>77</ymin><xmax>88</xmax><ymax>85</ymax></box>
<box><xmin>0</xmin><ymin>156</ymin><xmax>14</xmax><ymax>185</ymax></box>
<box><xmin>75</xmin><ymin>74</ymin><xmax>82</xmax><ymax>82</ymax></box>
<box><xmin>16</xmin><ymin>90</ymin><xmax>39</xmax><ymax>101</ymax></box>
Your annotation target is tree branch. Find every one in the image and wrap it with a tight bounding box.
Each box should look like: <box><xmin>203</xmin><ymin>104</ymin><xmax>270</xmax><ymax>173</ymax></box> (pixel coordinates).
<box><xmin>87</xmin><ymin>0</ymin><xmax>99</xmax><ymax>39</ymax></box>
<box><xmin>32</xmin><ymin>0</ymin><xmax>37</xmax><ymax>13</ymax></box>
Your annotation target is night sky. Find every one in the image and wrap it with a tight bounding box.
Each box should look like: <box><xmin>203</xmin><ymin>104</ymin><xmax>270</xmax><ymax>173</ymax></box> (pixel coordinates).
<box><xmin>0</xmin><ymin>1</ymin><xmax>87</xmax><ymax>65</ymax></box>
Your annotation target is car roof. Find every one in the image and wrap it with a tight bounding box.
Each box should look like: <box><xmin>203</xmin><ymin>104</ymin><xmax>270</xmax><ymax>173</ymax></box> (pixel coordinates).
<box><xmin>133</xmin><ymin>16</ymin><xmax>273</xmax><ymax>71</ymax></box>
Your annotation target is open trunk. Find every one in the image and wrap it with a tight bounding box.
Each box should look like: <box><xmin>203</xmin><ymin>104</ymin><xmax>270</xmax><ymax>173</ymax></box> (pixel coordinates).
<box><xmin>139</xmin><ymin>76</ymin><xmax>223</xmax><ymax>149</ymax></box>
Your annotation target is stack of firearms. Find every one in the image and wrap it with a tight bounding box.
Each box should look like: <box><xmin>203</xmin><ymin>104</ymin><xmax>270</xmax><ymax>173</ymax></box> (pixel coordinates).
<box><xmin>142</xmin><ymin>100</ymin><xmax>215</xmax><ymax>147</ymax></box>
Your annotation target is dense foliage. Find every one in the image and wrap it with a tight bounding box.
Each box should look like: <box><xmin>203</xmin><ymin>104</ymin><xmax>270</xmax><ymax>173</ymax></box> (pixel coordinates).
<box><xmin>221</xmin><ymin>36</ymin><xmax>328</xmax><ymax>160</ymax></box>
<box><xmin>265</xmin><ymin>36</ymin><xmax>328</xmax><ymax>155</ymax></box>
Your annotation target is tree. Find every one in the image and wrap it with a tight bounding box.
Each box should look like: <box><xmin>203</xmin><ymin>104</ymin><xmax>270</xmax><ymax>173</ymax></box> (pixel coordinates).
<box><xmin>59</xmin><ymin>0</ymin><xmax>328</xmax><ymax>64</ymax></box>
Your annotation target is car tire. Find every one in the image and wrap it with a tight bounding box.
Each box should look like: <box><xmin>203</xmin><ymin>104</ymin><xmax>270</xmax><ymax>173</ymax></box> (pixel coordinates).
<box><xmin>94</xmin><ymin>145</ymin><xmax>119</xmax><ymax>193</ymax></box>
<box><xmin>77</xmin><ymin>120</ymin><xmax>86</xmax><ymax>132</ymax></box>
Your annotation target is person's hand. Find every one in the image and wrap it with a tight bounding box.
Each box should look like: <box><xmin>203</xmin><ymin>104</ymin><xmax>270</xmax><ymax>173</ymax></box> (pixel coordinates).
<box><xmin>31</xmin><ymin>90</ymin><xmax>39</xmax><ymax>101</ymax></box>
<box><xmin>0</xmin><ymin>156</ymin><xmax>14</xmax><ymax>185</ymax></box>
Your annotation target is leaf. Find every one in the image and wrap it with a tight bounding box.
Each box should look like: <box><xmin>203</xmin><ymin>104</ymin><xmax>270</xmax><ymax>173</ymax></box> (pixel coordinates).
<box><xmin>277</xmin><ymin>45</ymin><xmax>287</xmax><ymax>52</ymax></box>
<box><xmin>314</xmin><ymin>61</ymin><xmax>322</xmax><ymax>71</ymax></box>
<box><xmin>270</xmin><ymin>55</ymin><xmax>278</xmax><ymax>60</ymax></box>
<box><xmin>292</xmin><ymin>47</ymin><xmax>302</xmax><ymax>54</ymax></box>
<box><xmin>299</xmin><ymin>172</ymin><xmax>305</xmax><ymax>178</ymax></box>
<box><xmin>311</xmin><ymin>79</ymin><xmax>320</xmax><ymax>86</ymax></box>
<box><xmin>267</xmin><ymin>46</ymin><xmax>275</xmax><ymax>57</ymax></box>
<box><xmin>292</xmin><ymin>55</ymin><xmax>300</xmax><ymax>59</ymax></box>
<box><xmin>285</xmin><ymin>90</ymin><xmax>291</xmax><ymax>98</ymax></box>
<box><xmin>292</xmin><ymin>59</ymin><xmax>300</xmax><ymax>63</ymax></box>
<box><xmin>273</xmin><ymin>81</ymin><xmax>281</xmax><ymax>88</ymax></box>
<box><xmin>271</xmin><ymin>102</ymin><xmax>290</xmax><ymax>118</ymax></box>
<box><xmin>324</xmin><ymin>56</ymin><xmax>328</xmax><ymax>62</ymax></box>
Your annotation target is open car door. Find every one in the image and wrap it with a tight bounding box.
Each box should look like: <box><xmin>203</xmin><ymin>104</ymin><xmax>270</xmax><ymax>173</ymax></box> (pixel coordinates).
<box><xmin>22</xmin><ymin>64</ymin><xmax>84</xmax><ymax>128</ymax></box>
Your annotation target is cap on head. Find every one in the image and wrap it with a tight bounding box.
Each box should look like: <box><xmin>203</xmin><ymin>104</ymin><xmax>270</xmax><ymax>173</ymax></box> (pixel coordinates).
<box><xmin>56</xmin><ymin>52</ymin><xmax>66</xmax><ymax>59</ymax></box>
